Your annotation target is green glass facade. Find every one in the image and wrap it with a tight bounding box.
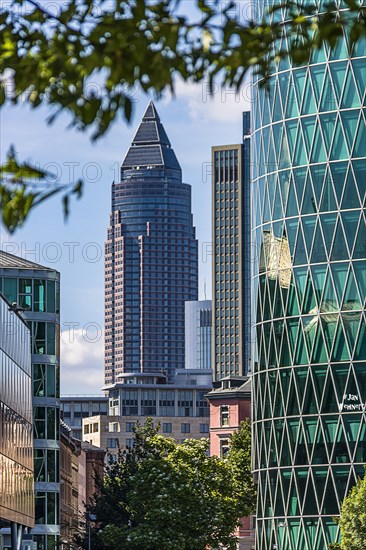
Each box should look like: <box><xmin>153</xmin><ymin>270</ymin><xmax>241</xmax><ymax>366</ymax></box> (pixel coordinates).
<box><xmin>0</xmin><ymin>253</ymin><xmax>60</xmax><ymax>550</ymax></box>
<box><xmin>252</xmin><ymin>2</ymin><xmax>366</xmax><ymax>549</ymax></box>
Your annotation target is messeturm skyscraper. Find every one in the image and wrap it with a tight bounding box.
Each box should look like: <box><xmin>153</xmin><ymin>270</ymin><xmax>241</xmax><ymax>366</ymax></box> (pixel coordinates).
<box><xmin>252</xmin><ymin>2</ymin><xmax>366</xmax><ymax>549</ymax></box>
<box><xmin>105</xmin><ymin>102</ymin><xmax>198</xmax><ymax>386</ymax></box>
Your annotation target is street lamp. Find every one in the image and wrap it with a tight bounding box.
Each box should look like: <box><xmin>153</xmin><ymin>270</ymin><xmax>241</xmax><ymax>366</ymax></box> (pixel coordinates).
<box><xmin>88</xmin><ymin>513</ymin><xmax>97</xmax><ymax>550</ymax></box>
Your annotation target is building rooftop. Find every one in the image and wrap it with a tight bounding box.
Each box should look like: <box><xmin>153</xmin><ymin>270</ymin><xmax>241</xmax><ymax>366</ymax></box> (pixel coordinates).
<box><xmin>121</xmin><ymin>101</ymin><xmax>181</xmax><ymax>172</ymax></box>
<box><xmin>0</xmin><ymin>250</ymin><xmax>52</xmax><ymax>270</ymax></box>
<box><xmin>206</xmin><ymin>376</ymin><xmax>252</xmax><ymax>399</ymax></box>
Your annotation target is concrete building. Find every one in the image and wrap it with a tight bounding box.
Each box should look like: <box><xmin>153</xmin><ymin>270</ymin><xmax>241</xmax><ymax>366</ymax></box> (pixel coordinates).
<box><xmin>185</xmin><ymin>300</ymin><xmax>212</xmax><ymax>370</ymax></box>
<box><xmin>84</xmin><ymin>371</ymin><xmax>211</xmax><ymax>458</ymax></box>
<box><xmin>0</xmin><ymin>251</ymin><xmax>61</xmax><ymax>550</ymax></box>
<box><xmin>251</xmin><ymin>2</ymin><xmax>366</xmax><ymax>548</ymax></box>
<box><xmin>60</xmin><ymin>396</ymin><xmax>108</xmax><ymax>441</ymax></box>
<box><xmin>105</xmin><ymin>101</ymin><xmax>198</xmax><ymax>385</ymax></box>
<box><xmin>0</xmin><ymin>292</ymin><xmax>34</xmax><ymax>549</ymax></box>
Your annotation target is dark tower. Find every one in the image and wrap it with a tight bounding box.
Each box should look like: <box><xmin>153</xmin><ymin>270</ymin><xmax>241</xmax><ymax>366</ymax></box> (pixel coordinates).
<box><xmin>105</xmin><ymin>102</ymin><xmax>198</xmax><ymax>385</ymax></box>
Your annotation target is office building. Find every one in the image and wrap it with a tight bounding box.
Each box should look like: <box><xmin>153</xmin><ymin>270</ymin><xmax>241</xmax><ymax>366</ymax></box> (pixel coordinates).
<box><xmin>0</xmin><ymin>251</ymin><xmax>61</xmax><ymax>550</ymax></box>
<box><xmin>60</xmin><ymin>396</ymin><xmax>108</xmax><ymax>440</ymax></box>
<box><xmin>208</xmin><ymin>112</ymin><xmax>253</xmax><ymax>550</ymax></box>
<box><xmin>251</xmin><ymin>3</ymin><xmax>366</xmax><ymax>548</ymax></box>
<box><xmin>105</xmin><ymin>101</ymin><xmax>198</xmax><ymax>386</ymax></box>
<box><xmin>185</xmin><ymin>300</ymin><xmax>212</xmax><ymax>370</ymax></box>
<box><xmin>0</xmin><ymin>293</ymin><xmax>34</xmax><ymax>548</ymax></box>
<box><xmin>85</xmin><ymin>371</ymin><xmax>211</xmax><ymax>458</ymax></box>
<box><xmin>212</xmin><ymin>112</ymin><xmax>251</xmax><ymax>381</ymax></box>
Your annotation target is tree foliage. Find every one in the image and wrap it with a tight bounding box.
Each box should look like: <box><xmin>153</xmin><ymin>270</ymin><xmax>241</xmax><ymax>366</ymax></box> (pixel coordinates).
<box><xmin>75</xmin><ymin>419</ymin><xmax>255</xmax><ymax>550</ymax></box>
<box><xmin>329</xmin><ymin>468</ymin><xmax>366</xmax><ymax>550</ymax></box>
<box><xmin>1</xmin><ymin>0</ymin><xmax>366</xmax><ymax>231</ymax></box>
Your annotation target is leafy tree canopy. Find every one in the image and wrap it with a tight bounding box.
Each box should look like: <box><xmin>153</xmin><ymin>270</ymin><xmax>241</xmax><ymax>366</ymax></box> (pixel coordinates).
<box><xmin>328</xmin><ymin>467</ymin><xmax>366</xmax><ymax>550</ymax></box>
<box><xmin>1</xmin><ymin>0</ymin><xmax>365</xmax><ymax>231</ymax></box>
<box><xmin>75</xmin><ymin>419</ymin><xmax>255</xmax><ymax>550</ymax></box>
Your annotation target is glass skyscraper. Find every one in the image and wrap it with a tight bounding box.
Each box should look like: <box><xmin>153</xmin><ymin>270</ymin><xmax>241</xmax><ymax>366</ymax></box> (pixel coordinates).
<box><xmin>105</xmin><ymin>102</ymin><xmax>198</xmax><ymax>386</ymax></box>
<box><xmin>185</xmin><ymin>300</ymin><xmax>212</xmax><ymax>370</ymax></box>
<box><xmin>252</xmin><ymin>2</ymin><xmax>366</xmax><ymax>549</ymax></box>
<box><xmin>0</xmin><ymin>252</ymin><xmax>61</xmax><ymax>550</ymax></box>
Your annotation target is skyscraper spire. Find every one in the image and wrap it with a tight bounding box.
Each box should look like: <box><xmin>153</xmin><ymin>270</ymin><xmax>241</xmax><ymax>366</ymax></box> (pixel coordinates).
<box><xmin>121</xmin><ymin>101</ymin><xmax>181</xmax><ymax>171</ymax></box>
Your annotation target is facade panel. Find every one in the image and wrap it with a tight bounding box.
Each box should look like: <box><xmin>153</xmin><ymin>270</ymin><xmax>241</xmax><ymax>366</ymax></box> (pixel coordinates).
<box><xmin>252</xmin><ymin>4</ymin><xmax>366</xmax><ymax>549</ymax></box>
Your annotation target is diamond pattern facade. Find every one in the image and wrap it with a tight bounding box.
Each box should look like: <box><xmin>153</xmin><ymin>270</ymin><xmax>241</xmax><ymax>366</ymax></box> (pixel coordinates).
<box><xmin>252</xmin><ymin>3</ymin><xmax>366</xmax><ymax>548</ymax></box>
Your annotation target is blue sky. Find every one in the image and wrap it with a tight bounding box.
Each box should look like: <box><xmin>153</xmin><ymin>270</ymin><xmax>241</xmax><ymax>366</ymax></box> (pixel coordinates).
<box><xmin>1</xmin><ymin>80</ymin><xmax>250</xmax><ymax>393</ymax></box>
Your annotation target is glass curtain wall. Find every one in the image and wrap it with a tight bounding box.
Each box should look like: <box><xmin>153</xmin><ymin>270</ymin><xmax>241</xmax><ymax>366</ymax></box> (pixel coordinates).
<box><xmin>251</xmin><ymin>1</ymin><xmax>366</xmax><ymax>549</ymax></box>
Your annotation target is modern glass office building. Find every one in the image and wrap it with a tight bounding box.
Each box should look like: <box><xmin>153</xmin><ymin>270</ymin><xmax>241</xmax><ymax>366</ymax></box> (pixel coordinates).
<box><xmin>185</xmin><ymin>300</ymin><xmax>212</xmax><ymax>370</ymax></box>
<box><xmin>0</xmin><ymin>293</ymin><xmax>34</xmax><ymax>546</ymax></box>
<box><xmin>0</xmin><ymin>251</ymin><xmax>61</xmax><ymax>550</ymax></box>
<box><xmin>251</xmin><ymin>2</ymin><xmax>366</xmax><ymax>549</ymax></box>
<box><xmin>105</xmin><ymin>101</ymin><xmax>198</xmax><ymax>385</ymax></box>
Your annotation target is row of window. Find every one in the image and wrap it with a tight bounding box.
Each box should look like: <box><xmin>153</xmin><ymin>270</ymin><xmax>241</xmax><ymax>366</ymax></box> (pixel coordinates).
<box><xmin>105</xmin><ymin>422</ymin><xmax>209</xmax><ymax>446</ymax></box>
<box><xmin>0</xmin><ymin>277</ymin><xmax>59</xmax><ymax>314</ymax></box>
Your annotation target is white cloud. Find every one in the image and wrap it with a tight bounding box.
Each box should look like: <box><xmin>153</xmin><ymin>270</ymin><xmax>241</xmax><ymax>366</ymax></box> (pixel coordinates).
<box><xmin>169</xmin><ymin>79</ymin><xmax>252</xmax><ymax>123</ymax></box>
<box><xmin>61</xmin><ymin>328</ymin><xmax>104</xmax><ymax>394</ymax></box>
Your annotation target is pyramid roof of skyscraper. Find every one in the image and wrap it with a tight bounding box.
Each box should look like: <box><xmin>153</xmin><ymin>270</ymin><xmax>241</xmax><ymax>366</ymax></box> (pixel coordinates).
<box><xmin>121</xmin><ymin>101</ymin><xmax>181</xmax><ymax>171</ymax></box>
<box><xmin>0</xmin><ymin>250</ymin><xmax>52</xmax><ymax>270</ymax></box>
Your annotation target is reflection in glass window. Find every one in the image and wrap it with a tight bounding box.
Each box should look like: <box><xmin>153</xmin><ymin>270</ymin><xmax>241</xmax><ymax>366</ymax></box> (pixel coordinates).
<box><xmin>3</xmin><ymin>278</ymin><xmax>17</xmax><ymax>304</ymax></box>
<box><xmin>34</xmin><ymin>407</ymin><xmax>46</xmax><ymax>439</ymax></box>
<box><xmin>33</xmin><ymin>322</ymin><xmax>46</xmax><ymax>354</ymax></box>
<box><xmin>34</xmin><ymin>364</ymin><xmax>46</xmax><ymax>397</ymax></box>
<box><xmin>34</xmin><ymin>279</ymin><xmax>46</xmax><ymax>312</ymax></box>
<box><xmin>35</xmin><ymin>492</ymin><xmax>46</xmax><ymax>524</ymax></box>
<box><xmin>19</xmin><ymin>279</ymin><xmax>32</xmax><ymax>310</ymax></box>
<box><xmin>47</xmin><ymin>281</ymin><xmax>56</xmax><ymax>313</ymax></box>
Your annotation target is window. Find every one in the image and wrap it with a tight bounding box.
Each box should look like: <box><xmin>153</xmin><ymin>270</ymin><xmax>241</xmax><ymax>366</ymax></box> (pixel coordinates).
<box><xmin>93</xmin><ymin>423</ymin><xmax>99</xmax><ymax>432</ymax></box>
<box><xmin>84</xmin><ymin>425</ymin><xmax>90</xmax><ymax>435</ymax></box>
<box><xmin>220</xmin><ymin>405</ymin><xmax>229</xmax><ymax>427</ymax></box>
<box><xmin>159</xmin><ymin>390</ymin><xmax>175</xmax><ymax>416</ymax></box>
<box><xmin>34</xmin><ymin>406</ymin><xmax>59</xmax><ymax>440</ymax></box>
<box><xmin>3</xmin><ymin>278</ymin><xmax>17</xmax><ymax>303</ymax></box>
<box><xmin>126</xmin><ymin>438</ymin><xmax>133</xmax><ymax>449</ymax></box>
<box><xmin>141</xmin><ymin>390</ymin><xmax>156</xmax><ymax>416</ymax></box>
<box><xmin>126</xmin><ymin>422</ymin><xmax>135</xmax><ymax>432</ymax></box>
<box><xmin>31</xmin><ymin>322</ymin><xmax>57</xmax><ymax>356</ymax></box>
<box><xmin>200</xmin><ymin>424</ymin><xmax>209</xmax><ymax>434</ymax></box>
<box><xmin>181</xmin><ymin>423</ymin><xmax>190</xmax><ymax>434</ymax></box>
<box><xmin>196</xmin><ymin>391</ymin><xmax>209</xmax><ymax>417</ymax></box>
<box><xmin>122</xmin><ymin>390</ymin><xmax>138</xmax><ymax>415</ymax></box>
<box><xmin>35</xmin><ymin>492</ymin><xmax>59</xmax><ymax>525</ymax></box>
<box><xmin>34</xmin><ymin>364</ymin><xmax>58</xmax><ymax>398</ymax></box>
<box><xmin>19</xmin><ymin>278</ymin><xmax>32</xmax><ymax>310</ymax></box>
<box><xmin>34</xmin><ymin>279</ymin><xmax>46</xmax><ymax>312</ymax></box>
<box><xmin>178</xmin><ymin>391</ymin><xmax>193</xmax><ymax>417</ymax></box>
<box><xmin>34</xmin><ymin>407</ymin><xmax>46</xmax><ymax>439</ymax></box>
<box><xmin>47</xmin><ymin>280</ymin><xmax>56</xmax><ymax>313</ymax></box>
<box><xmin>163</xmin><ymin>423</ymin><xmax>172</xmax><ymax>433</ymax></box>
<box><xmin>107</xmin><ymin>438</ymin><xmax>118</xmax><ymax>448</ymax></box>
<box><xmin>109</xmin><ymin>422</ymin><xmax>120</xmax><ymax>433</ymax></box>
<box><xmin>220</xmin><ymin>439</ymin><xmax>229</xmax><ymax>458</ymax></box>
